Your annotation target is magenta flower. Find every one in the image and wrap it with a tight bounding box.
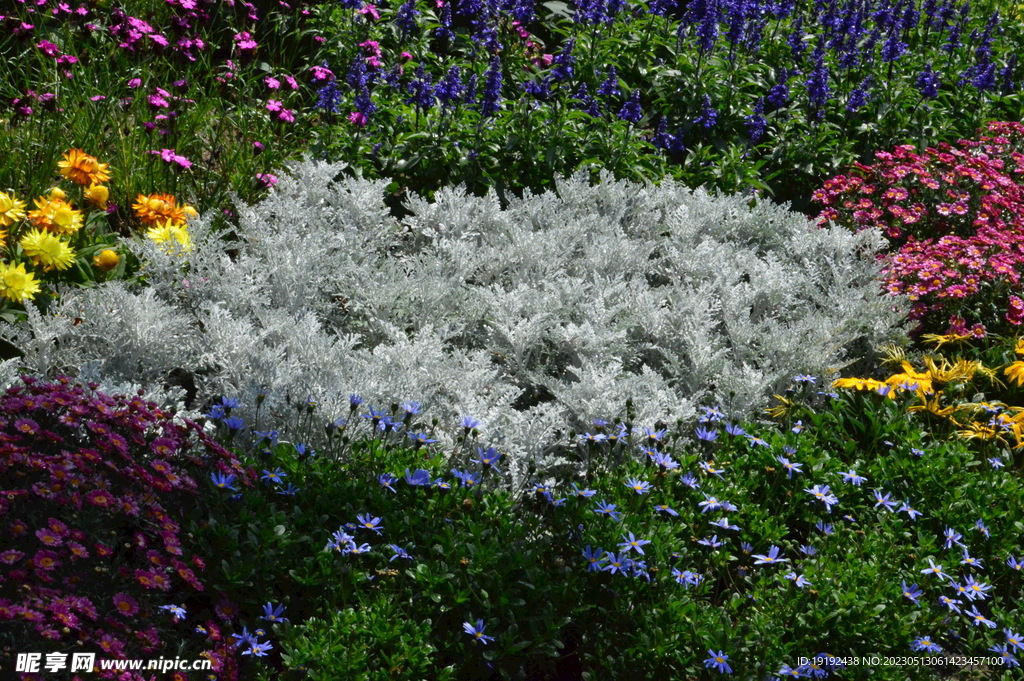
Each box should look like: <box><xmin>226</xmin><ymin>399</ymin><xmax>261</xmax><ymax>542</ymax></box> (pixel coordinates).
<box><xmin>33</xmin><ymin>550</ymin><xmax>61</xmax><ymax>570</ymax></box>
<box><xmin>283</xmin><ymin>75</ymin><xmax>298</xmax><ymax>89</ymax></box>
<box><xmin>112</xmin><ymin>593</ymin><xmax>139</xmax><ymax>617</ymax></box>
<box><xmin>266</xmin><ymin>100</ymin><xmax>282</xmax><ymax>113</ymax></box>
<box><xmin>128</xmin><ymin>78</ymin><xmax>142</xmax><ymax>88</ymax></box>
<box><xmin>358</xmin><ymin>4</ymin><xmax>380</xmax><ymax>19</ymax></box>
<box><xmin>256</xmin><ymin>173</ymin><xmax>278</xmax><ymax>188</ymax></box>
<box><xmin>148</xmin><ymin>149</ymin><xmax>192</xmax><ymax>169</ymax></box>
<box><xmin>277</xmin><ymin>109</ymin><xmax>295</xmax><ymax>123</ymax></box>
<box><xmin>86</xmin><ymin>489</ymin><xmax>117</xmax><ymax>508</ymax></box>
<box><xmin>349</xmin><ymin>111</ymin><xmax>368</xmax><ymax>127</ymax></box>
<box><xmin>234</xmin><ymin>31</ymin><xmax>257</xmax><ymax>52</ymax></box>
<box><xmin>36</xmin><ymin>40</ymin><xmax>61</xmax><ymax>57</ymax></box>
<box><xmin>264</xmin><ymin>76</ymin><xmax>280</xmax><ymax>89</ymax></box>
<box><xmin>310</xmin><ymin>65</ymin><xmax>335</xmax><ymax>81</ymax></box>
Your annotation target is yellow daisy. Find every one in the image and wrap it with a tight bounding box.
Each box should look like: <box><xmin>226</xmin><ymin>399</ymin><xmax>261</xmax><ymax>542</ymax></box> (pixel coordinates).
<box><xmin>20</xmin><ymin>228</ymin><xmax>76</xmax><ymax>272</ymax></box>
<box><xmin>57</xmin><ymin>149</ymin><xmax>112</xmax><ymax>186</ymax></box>
<box><xmin>1006</xmin><ymin>361</ymin><xmax>1024</xmax><ymax>388</ymax></box>
<box><xmin>0</xmin><ymin>261</ymin><xmax>42</xmax><ymax>302</ymax></box>
<box><xmin>0</xmin><ymin>191</ymin><xmax>27</xmax><ymax>227</ymax></box>
<box><xmin>147</xmin><ymin>219</ymin><xmax>192</xmax><ymax>253</ymax></box>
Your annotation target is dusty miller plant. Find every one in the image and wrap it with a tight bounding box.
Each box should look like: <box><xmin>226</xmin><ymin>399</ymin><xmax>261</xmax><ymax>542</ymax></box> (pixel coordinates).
<box><xmin>0</xmin><ymin>159</ymin><xmax>906</xmax><ymax>484</ymax></box>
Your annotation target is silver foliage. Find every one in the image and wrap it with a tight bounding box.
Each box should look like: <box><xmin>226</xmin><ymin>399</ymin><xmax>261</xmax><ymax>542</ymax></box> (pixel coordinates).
<box><xmin>0</xmin><ymin>159</ymin><xmax>907</xmax><ymax>483</ymax></box>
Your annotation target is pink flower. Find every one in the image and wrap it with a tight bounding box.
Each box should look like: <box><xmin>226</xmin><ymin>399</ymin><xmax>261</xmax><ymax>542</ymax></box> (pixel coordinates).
<box><xmin>401</xmin><ymin>51</ymin><xmax>413</xmax><ymax>60</ymax></box>
<box><xmin>253</xmin><ymin>141</ymin><xmax>265</xmax><ymax>154</ymax></box>
<box><xmin>147</xmin><ymin>149</ymin><xmax>192</xmax><ymax>169</ymax></box>
<box><xmin>1008</xmin><ymin>295</ymin><xmax>1024</xmax><ymax>325</ymax></box>
<box><xmin>128</xmin><ymin>78</ymin><xmax>142</xmax><ymax>88</ymax></box>
<box><xmin>358</xmin><ymin>3</ymin><xmax>380</xmax><ymax>19</ymax></box>
<box><xmin>264</xmin><ymin>76</ymin><xmax>280</xmax><ymax>89</ymax></box>
<box><xmin>36</xmin><ymin>40</ymin><xmax>61</xmax><ymax>57</ymax></box>
<box><xmin>265</xmin><ymin>99</ymin><xmax>282</xmax><ymax>113</ymax></box>
<box><xmin>283</xmin><ymin>75</ymin><xmax>298</xmax><ymax>90</ymax></box>
<box><xmin>349</xmin><ymin>111</ymin><xmax>368</xmax><ymax>127</ymax></box>
<box><xmin>360</xmin><ymin>40</ymin><xmax>381</xmax><ymax>57</ymax></box>
<box><xmin>256</xmin><ymin>173</ymin><xmax>278</xmax><ymax>188</ymax></box>
<box><xmin>112</xmin><ymin>593</ymin><xmax>139</xmax><ymax>617</ymax></box>
<box><xmin>277</xmin><ymin>109</ymin><xmax>294</xmax><ymax>123</ymax></box>
<box><xmin>234</xmin><ymin>31</ymin><xmax>257</xmax><ymax>51</ymax></box>
<box><xmin>310</xmin><ymin>65</ymin><xmax>335</xmax><ymax>81</ymax></box>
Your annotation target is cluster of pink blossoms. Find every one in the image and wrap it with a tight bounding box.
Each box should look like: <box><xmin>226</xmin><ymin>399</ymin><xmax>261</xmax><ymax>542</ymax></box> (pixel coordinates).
<box><xmin>0</xmin><ymin>377</ymin><xmax>254</xmax><ymax>681</ymax></box>
<box><xmin>814</xmin><ymin>121</ymin><xmax>1024</xmax><ymax>337</ymax></box>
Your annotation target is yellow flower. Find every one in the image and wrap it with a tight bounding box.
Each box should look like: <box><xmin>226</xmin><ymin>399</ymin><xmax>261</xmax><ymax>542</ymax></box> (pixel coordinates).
<box><xmin>57</xmin><ymin>149</ymin><xmax>112</xmax><ymax>186</ymax></box>
<box><xmin>19</xmin><ymin>228</ymin><xmax>76</xmax><ymax>272</ymax></box>
<box><xmin>46</xmin><ymin>187</ymin><xmax>67</xmax><ymax>201</ymax></box>
<box><xmin>1006</xmin><ymin>361</ymin><xmax>1024</xmax><ymax>388</ymax></box>
<box><xmin>133</xmin><ymin>193</ymin><xmax>195</xmax><ymax>228</ymax></box>
<box><xmin>0</xmin><ymin>261</ymin><xmax>42</xmax><ymax>302</ymax></box>
<box><xmin>831</xmin><ymin>377</ymin><xmax>887</xmax><ymax>392</ymax></box>
<box><xmin>146</xmin><ymin>219</ymin><xmax>192</xmax><ymax>253</ymax></box>
<box><xmin>27</xmin><ymin>196</ymin><xmax>83</xmax><ymax>235</ymax></box>
<box><xmin>0</xmin><ymin>191</ymin><xmax>27</xmax><ymax>227</ymax></box>
<box><xmin>885</xmin><ymin>361</ymin><xmax>934</xmax><ymax>395</ymax></box>
<box><xmin>93</xmin><ymin>249</ymin><xmax>120</xmax><ymax>271</ymax></box>
<box><xmin>83</xmin><ymin>183</ymin><xmax>109</xmax><ymax>210</ymax></box>
<box><xmin>1015</xmin><ymin>338</ymin><xmax>1024</xmax><ymax>357</ymax></box>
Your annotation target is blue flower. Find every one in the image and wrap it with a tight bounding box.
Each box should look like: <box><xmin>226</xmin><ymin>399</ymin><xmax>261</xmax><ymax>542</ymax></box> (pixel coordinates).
<box><xmin>617</xmin><ymin>90</ymin><xmax>643</xmax><ymax>124</ymax></box>
<box><xmin>349</xmin><ymin>394</ymin><xmax>364</xmax><ymax>410</ymax></box>
<box><xmin>211</xmin><ymin>471</ymin><xmax>238</xmax><ymax>491</ymax></box>
<box><xmin>452</xmin><ymin>469</ymin><xmax>481</xmax><ymax>488</ymax></box>
<box><xmin>618</xmin><ymin>532</ymin><xmax>652</xmax><ymax>556</ymax></box>
<box><xmin>703</xmin><ymin>650</ymin><xmax>732</xmax><ymax>674</ymax></box>
<box><xmin>159</xmin><ymin>604</ymin><xmax>187</xmax><ymax>619</ymax></box>
<box><xmin>1008</xmin><ymin>555</ymin><xmax>1024</xmax><ymax>571</ymax></box>
<box><xmin>594</xmin><ymin>500</ymin><xmax>622</xmax><ymax>521</ymax></box>
<box><xmin>242</xmin><ymin>640</ymin><xmax>273</xmax><ymax>657</ymax></box>
<box><xmin>815</xmin><ymin>521</ymin><xmax>834</xmax><ymax>535</ymax></box>
<box><xmin>910</xmin><ymin>635</ymin><xmax>941</xmax><ymax>653</ymax></box>
<box><xmin>654</xmin><ymin>503</ymin><xmax>679</xmax><ymax>516</ymax></box>
<box><xmin>261</xmin><ymin>468</ymin><xmax>286</xmax><ymax>484</ymax></box>
<box><xmin>479</xmin><ymin>56</ymin><xmax>503</xmax><ymax>117</ymax></box>
<box><xmin>407</xmin><ymin>431</ymin><xmax>437</xmax><ymax>447</ymax></box>
<box><xmin>463</xmin><ymin>619</ymin><xmax>494</xmax><ymax>644</ymax></box>
<box><xmin>603</xmin><ymin>552</ymin><xmax>627</xmax><ymax>574</ymax></box>
<box><xmin>475</xmin><ymin>447</ymin><xmax>503</xmax><ymax>471</ymax></box>
<box><xmin>222</xmin><ymin>416</ymin><xmax>244</xmax><ymax>432</ymax></box>
<box><xmin>872</xmin><ymin>489</ymin><xmax>897</xmax><ymax>512</ymax></box>
<box><xmin>218</xmin><ymin>396</ymin><xmax>243</xmax><ymax>409</ymax></box>
<box><xmin>752</xmin><ymin>546</ymin><xmax>788</xmax><ymax>565</ymax></box>
<box><xmin>793</xmin><ymin>374</ymin><xmax>817</xmax><ymax>384</ymax></box>
<box><xmin>840</xmin><ymin>470</ymin><xmax>866</xmax><ymax>485</ymax></box>
<box><xmin>698</xmin><ymin>494</ymin><xmax>723</xmax><ymax>513</ymax></box>
<box><xmin>902</xmin><ymin>581</ymin><xmax>923</xmax><ymax>604</ymax></box>
<box><xmin>260</xmin><ymin>602</ymin><xmax>289</xmax><ymax>622</ymax></box>
<box><xmin>459</xmin><ymin>414</ymin><xmax>480</xmax><ymax>430</ymax></box>
<box><xmin>709</xmin><ymin>518</ymin><xmax>739</xmax><ymax>531</ymax></box>
<box><xmin>625</xmin><ymin>478</ymin><xmax>651</xmax><ymax>494</ymax></box>
<box><xmin>680</xmin><ymin>472</ymin><xmax>700</xmax><ymax>489</ymax></box>
<box><xmin>571</xmin><ymin>483</ymin><xmax>596</xmax><ymax>498</ymax></box>
<box><xmin>898</xmin><ymin>501</ymin><xmax>923</xmax><ymax>520</ymax></box>
<box><xmin>784</xmin><ymin>572</ymin><xmax>812</xmax><ymax>588</ymax></box>
<box><xmin>205</xmin><ymin>404</ymin><xmax>226</xmax><ymax>420</ymax></box>
<box><xmin>699</xmin><ymin>461</ymin><xmax>726</xmax><ymax>479</ymax></box>
<box><xmin>938</xmin><ymin>595</ymin><xmax>962</xmax><ymax>613</ymax></box>
<box><xmin>582</xmin><ymin>545</ymin><xmax>607</xmax><ymax>572</ymax></box>
<box><xmin>989</xmin><ymin>644</ymin><xmax>1020</xmax><ymax>668</ymax></box>
<box><xmin>276</xmin><ymin>483</ymin><xmax>300</xmax><ymax>495</ymax></box>
<box><xmin>698</xmin><ymin>535</ymin><xmax>723</xmax><ymax>548</ymax></box>
<box><xmin>378</xmin><ymin>473</ymin><xmax>397</xmax><ymax>493</ymax></box>
<box><xmin>388</xmin><ymin>545</ymin><xmax>414</xmax><ymax>562</ymax></box>
<box><xmin>700</xmin><ymin>406</ymin><xmax>725</xmax><ymax>422</ymax></box>
<box><xmin>253</xmin><ymin>429</ymin><xmax>279</xmax><ymax>445</ymax></box>
<box><xmin>404</xmin><ymin>468</ymin><xmax>431</xmax><ymax>486</ymax></box>
<box><xmin>597</xmin><ymin>65</ymin><xmax>621</xmax><ymax>98</ymax></box>
<box><xmin>356</xmin><ymin>513</ymin><xmax>383</xmax><ymax>534</ymax></box>
<box><xmin>1005</xmin><ymin>628</ymin><xmax>1024</xmax><ymax>652</ymax></box>
<box><xmin>776</xmin><ymin>456</ymin><xmax>803</xmax><ymax>478</ymax></box>
<box><xmin>777</xmin><ymin>663</ymin><xmax>805</xmax><ymax>677</ymax></box>
<box><xmin>943</xmin><ymin>527</ymin><xmax>963</xmax><ymax>549</ymax></box>
<box><xmin>694</xmin><ymin>425</ymin><xmax>719</xmax><ymax>442</ymax></box>
<box><xmin>967</xmin><ymin>605</ymin><xmax>997</xmax><ymax>628</ymax></box>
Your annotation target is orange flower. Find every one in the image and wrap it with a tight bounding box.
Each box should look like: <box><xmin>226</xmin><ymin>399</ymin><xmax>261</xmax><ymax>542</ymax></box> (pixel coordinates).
<box><xmin>27</xmin><ymin>196</ymin><xmax>84</xmax><ymax>235</ymax></box>
<box><xmin>132</xmin><ymin>193</ymin><xmax>197</xmax><ymax>228</ymax></box>
<box><xmin>58</xmin><ymin>148</ymin><xmax>111</xmax><ymax>186</ymax></box>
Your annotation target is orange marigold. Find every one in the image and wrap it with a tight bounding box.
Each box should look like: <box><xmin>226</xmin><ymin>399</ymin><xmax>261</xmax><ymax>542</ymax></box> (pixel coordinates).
<box><xmin>132</xmin><ymin>193</ymin><xmax>198</xmax><ymax>228</ymax></box>
<box><xmin>58</xmin><ymin>149</ymin><xmax>112</xmax><ymax>186</ymax></box>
